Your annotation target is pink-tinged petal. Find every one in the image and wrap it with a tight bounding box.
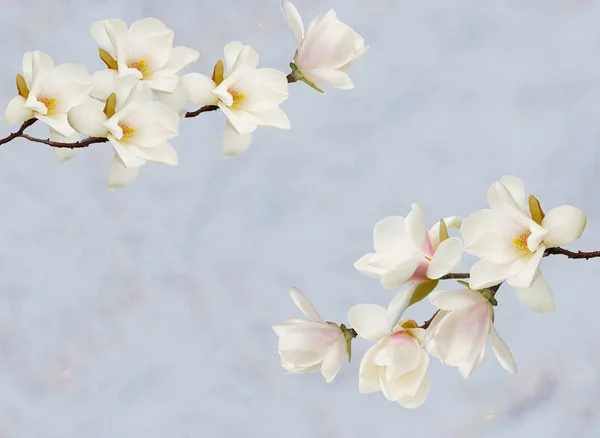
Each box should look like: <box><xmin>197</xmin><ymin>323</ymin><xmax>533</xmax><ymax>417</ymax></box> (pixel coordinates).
<box><xmin>506</xmin><ymin>247</ymin><xmax>544</xmax><ymax>288</ymax></box>
<box><xmin>289</xmin><ymin>287</ymin><xmax>324</xmax><ymax>322</ymax></box>
<box><xmin>406</xmin><ymin>203</ymin><xmax>434</xmax><ymax>257</ymax></box>
<box><xmin>423</xmin><ymin>310</ymin><xmax>448</xmax><ymax>357</ymax></box>
<box><xmin>4</xmin><ymin>95</ymin><xmax>34</xmax><ymax>124</ymax></box>
<box><xmin>107</xmin><ymin>154</ymin><xmax>140</xmax><ymax>189</ymax></box>
<box><xmin>387</xmin><ymin>286</ymin><xmax>417</xmax><ymax>330</ymax></box>
<box><xmin>380</xmin><ymin>256</ymin><xmax>420</xmax><ymax>289</ymax></box>
<box><xmin>429</xmin><ymin>288</ymin><xmax>487</xmax><ymax>311</ymax></box>
<box><xmin>281</xmin><ymin>0</ymin><xmax>304</xmax><ymax>45</ymax></box>
<box><xmin>469</xmin><ymin>260</ymin><xmax>512</xmax><ymax>289</ymax></box>
<box><xmin>396</xmin><ymin>374</ymin><xmax>430</xmax><ymax>409</ymax></box>
<box><xmin>180</xmin><ymin>73</ymin><xmax>218</xmax><ymax>106</ymax></box>
<box><xmin>429</xmin><ymin>216</ymin><xmax>462</xmax><ymax>249</ymax></box>
<box><xmin>489</xmin><ymin>325</ymin><xmax>517</xmax><ymax>374</ymax></box>
<box><xmin>542</xmin><ymin>205</ymin><xmax>587</xmax><ymax>248</ymax></box>
<box><xmin>301</xmin><ymin>68</ymin><xmax>354</xmax><ymax>90</ymax></box>
<box><xmin>499</xmin><ymin>175</ymin><xmax>527</xmax><ymax>212</ymax></box>
<box><xmin>348</xmin><ymin>304</ymin><xmax>389</xmax><ymax>341</ymax></box>
<box><xmin>373</xmin><ymin>216</ymin><xmax>407</xmax><ymax>257</ymax></box>
<box><xmin>426</xmin><ymin>237</ymin><xmax>463</xmax><ymax>279</ymax></box>
<box><xmin>49</xmin><ymin>129</ymin><xmax>79</xmax><ymax>163</ymax></box>
<box><xmin>433</xmin><ymin>304</ymin><xmax>491</xmax><ymax>367</ymax></box>
<box><xmin>513</xmin><ymin>272</ymin><xmax>554</xmax><ymax>314</ymax></box>
<box><xmin>375</xmin><ymin>334</ymin><xmax>420</xmax><ymax>372</ymax></box>
<box><xmin>222</xmin><ymin>120</ymin><xmax>253</xmax><ymax>158</ymax></box>
<box><xmin>358</xmin><ymin>343</ymin><xmax>383</xmax><ymax>393</ymax></box>
<box><xmin>321</xmin><ymin>338</ymin><xmax>345</xmax><ymax>383</ymax></box>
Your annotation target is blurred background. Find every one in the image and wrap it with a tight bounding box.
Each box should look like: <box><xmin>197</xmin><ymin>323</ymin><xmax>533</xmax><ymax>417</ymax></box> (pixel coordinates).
<box><xmin>1</xmin><ymin>0</ymin><xmax>600</xmax><ymax>436</ymax></box>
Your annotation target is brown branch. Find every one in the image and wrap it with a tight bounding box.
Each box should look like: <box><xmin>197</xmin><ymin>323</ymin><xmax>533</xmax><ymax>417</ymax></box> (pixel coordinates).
<box><xmin>440</xmin><ymin>273</ymin><xmax>470</xmax><ymax>280</ymax></box>
<box><xmin>0</xmin><ymin>118</ymin><xmax>37</xmax><ymax>145</ymax></box>
<box><xmin>544</xmin><ymin>247</ymin><xmax>600</xmax><ymax>260</ymax></box>
<box><xmin>184</xmin><ymin>104</ymin><xmax>219</xmax><ymax>118</ymax></box>
<box><xmin>21</xmin><ymin>133</ymin><xmax>108</xmax><ymax>148</ymax></box>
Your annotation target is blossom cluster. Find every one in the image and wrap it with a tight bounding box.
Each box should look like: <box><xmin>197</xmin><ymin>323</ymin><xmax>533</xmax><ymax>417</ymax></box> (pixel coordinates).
<box><xmin>273</xmin><ymin>175</ymin><xmax>587</xmax><ymax>408</ymax></box>
<box><xmin>2</xmin><ymin>0</ymin><xmax>366</xmax><ymax>188</ymax></box>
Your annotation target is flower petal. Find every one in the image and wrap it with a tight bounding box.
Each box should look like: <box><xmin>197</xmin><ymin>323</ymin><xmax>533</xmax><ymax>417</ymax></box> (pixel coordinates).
<box><xmin>289</xmin><ymin>287</ymin><xmax>324</xmax><ymax>322</ymax></box>
<box><xmin>154</xmin><ymin>86</ymin><xmax>189</xmax><ymax>118</ymax></box>
<box><xmin>429</xmin><ymin>216</ymin><xmax>462</xmax><ymax>249</ymax></box>
<box><xmin>387</xmin><ymin>286</ymin><xmax>417</xmax><ymax>330</ymax></box>
<box><xmin>426</xmin><ymin>237</ymin><xmax>463</xmax><ymax>279</ymax></box>
<box><xmin>180</xmin><ymin>73</ymin><xmax>218</xmax><ymax>105</ymax></box>
<box><xmin>469</xmin><ymin>260</ymin><xmax>512</xmax><ymax>289</ymax></box>
<box><xmin>90</xmin><ymin>19</ymin><xmax>127</xmax><ymax>51</ymax></box>
<box><xmin>107</xmin><ymin>154</ymin><xmax>140</xmax><ymax>189</ymax></box>
<box><xmin>429</xmin><ymin>288</ymin><xmax>488</xmax><ymax>311</ymax></box>
<box><xmin>90</xmin><ymin>69</ymin><xmax>119</xmax><ymax>101</ymax></box>
<box><xmin>281</xmin><ymin>0</ymin><xmax>304</xmax><ymax>45</ymax></box>
<box><xmin>541</xmin><ymin>205</ymin><xmax>587</xmax><ymax>248</ymax></box>
<box><xmin>358</xmin><ymin>343</ymin><xmax>383</xmax><ymax>393</ymax></box>
<box><xmin>506</xmin><ymin>247</ymin><xmax>544</xmax><ymax>288</ymax></box>
<box><xmin>406</xmin><ymin>204</ymin><xmax>433</xmax><ymax>257</ymax></box>
<box><xmin>396</xmin><ymin>374</ymin><xmax>430</xmax><ymax>409</ymax></box>
<box><xmin>380</xmin><ymin>256</ymin><xmax>420</xmax><ymax>289</ymax></box>
<box><xmin>222</xmin><ymin>120</ymin><xmax>253</xmax><ymax>157</ymax></box>
<box><xmin>489</xmin><ymin>325</ymin><xmax>517</xmax><ymax>374</ymax></box>
<box><xmin>373</xmin><ymin>216</ymin><xmax>408</xmax><ymax>256</ymax></box>
<box><xmin>49</xmin><ymin>129</ymin><xmax>79</xmax><ymax>163</ymax></box>
<box><xmin>67</xmin><ymin>99</ymin><xmax>109</xmax><ymax>137</ymax></box>
<box><xmin>4</xmin><ymin>95</ymin><xmax>33</xmax><ymax>124</ymax></box>
<box><xmin>219</xmin><ymin>104</ymin><xmax>258</xmax><ymax>135</ymax></box>
<box><xmin>499</xmin><ymin>175</ymin><xmax>527</xmax><ymax>212</ymax></box>
<box><xmin>321</xmin><ymin>337</ymin><xmax>345</xmax><ymax>383</ymax></box>
<box><xmin>348</xmin><ymin>304</ymin><xmax>389</xmax><ymax>341</ymax></box>
<box><xmin>302</xmin><ymin>68</ymin><xmax>354</xmax><ymax>89</ymax></box>
<box><xmin>135</xmin><ymin>141</ymin><xmax>178</xmax><ymax>165</ymax></box>
<box><xmin>253</xmin><ymin>107</ymin><xmax>291</xmax><ymax>129</ymax></box>
<box><xmin>513</xmin><ymin>272</ymin><xmax>554</xmax><ymax>314</ymax></box>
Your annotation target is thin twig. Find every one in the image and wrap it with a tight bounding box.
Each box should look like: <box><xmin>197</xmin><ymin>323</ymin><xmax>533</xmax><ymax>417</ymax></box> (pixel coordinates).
<box><xmin>0</xmin><ymin>118</ymin><xmax>37</xmax><ymax>145</ymax></box>
<box><xmin>21</xmin><ymin>134</ymin><xmax>109</xmax><ymax>149</ymax></box>
<box><xmin>184</xmin><ymin>104</ymin><xmax>219</xmax><ymax>118</ymax></box>
<box><xmin>544</xmin><ymin>247</ymin><xmax>600</xmax><ymax>260</ymax></box>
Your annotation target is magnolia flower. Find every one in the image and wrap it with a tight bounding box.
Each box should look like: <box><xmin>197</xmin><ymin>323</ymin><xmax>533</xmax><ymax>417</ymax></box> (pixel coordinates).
<box><xmin>355</xmin><ymin>204</ymin><xmax>463</xmax><ymax>289</ymax></box>
<box><xmin>425</xmin><ymin>287</ymin><xmax>517</xmax><ymax>379</ymax></box>
<box><xmin>281</xmin><ymin>0</ymin><xmax>366</xmax><ymax>90</ymax></box>
<box><xmin>461</xmin><ymin>175</ymin><xmax>587</xmax><ymax>313</ymax></box>
<box><xmin>3</xmin><ymin>51</ymin><xmax>93</xmax><ymax>162</ymax></box>
<box><xmin>272</xmin><ymin>287</ymin><xmax>348</xmax><ymax>383</ymax></box>
<box><xmin>348</xmin><ymin>300</ymin><xmax>430</xmax><ymax>408</ymax></box>
<box><xmin>181</xmin><ymin>41</ymin><xmax>290</xmax><ymax>157</ymax></box>
<box><xmin>67</xmin><ymin>77</ymin><xmax>180</xmax><ymax>188</ymax></box>
<box><xmin>90</xmin><ymin>18</ymin><xmax>199</xmax><ymax>100</ymax></box>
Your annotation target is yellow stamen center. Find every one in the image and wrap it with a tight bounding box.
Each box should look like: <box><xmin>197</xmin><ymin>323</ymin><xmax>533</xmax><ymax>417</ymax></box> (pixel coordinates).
<box><xmin>513</xmin><ymin>232</ymin><xmax>531</xmax><ymax>252</ymax></box>
<box><xmin>118</xmin><ymin>123</ymin><xmax>136</xmax><ymax>140</ymax></box>
<box><xmin>229</xmin><ymin>89</ymin><xmax>245</xmax><ymax>107</ymax></box>
<box><xmin>129</xmin><ymin>60</ymin><xmax>149</xmax><ymax>77</ymax></box>
<box><xmin>39</xmin><ymin>97</ymin><xmax>56</xmax><ymax>113</ymax></box>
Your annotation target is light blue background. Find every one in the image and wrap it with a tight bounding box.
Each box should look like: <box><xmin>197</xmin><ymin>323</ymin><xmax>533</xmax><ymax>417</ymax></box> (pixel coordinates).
<box><xmin>1</xmin><ymin>0</ymin><xmax>600</xmax><ymax>436</ymax></box>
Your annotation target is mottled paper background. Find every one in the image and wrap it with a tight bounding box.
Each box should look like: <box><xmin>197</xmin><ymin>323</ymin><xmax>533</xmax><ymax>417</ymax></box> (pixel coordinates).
<box><xmin>1</xmin><ymin>0</ymin><xmax>600</xmax><ymax>436</ymax></box>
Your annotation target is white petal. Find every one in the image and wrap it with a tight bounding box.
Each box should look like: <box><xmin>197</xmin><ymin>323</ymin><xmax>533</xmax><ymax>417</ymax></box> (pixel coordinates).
<box><xmin>426</xmin><ymin>237</ymin><xmax>463</xmax><ymax>279</ymax></box>
<box><xmin>387</xmin><ymin>286</ymin><xmax>416</xmax><ymax>330</ymax></box>
<box><xmin>219</xmin><ymin>104</ymin><xmax>258</xmax><ymax>136</ymax></box>
<box><xmin>253</xmin><ymin>107</ymin><xmax>291</xmax><ymax>129</ymax></box>
<box><xmin>406</xmin><ymin>204</ymin><xmax>433</xmax><ymax>257</ymax></box>
<box><xmin>31</xmin><ymin>51</ymin><xmax>54</xmax><ymax>82</ymax></box>
<box><xmin>302</xmin><ymin>68</ymin><xmax>354</xmax><ymax>89</ymax></box>
<box><xmin>353</xmin><ymin>253</ymin><xmax>390</xmax><ymax>278</ymax></box>
<box><xmin>380</xmin><ymin>256</ymin><xmax>420</xmax><ymax>289</ymax></box>
<box><xmin>35</xmin><ymin>113</ymin><xmax>75</xmax><ymax>137</ymax></box>
<box><xmin>513</xmin><ymin>272</ymin><xmax>554</xmax><ymax>314</ymax></box>
<box><xmin>487</xmin><ymin>179</ymin><xmax>524</xmax><ymax>212</ymax></box>
<box><xmin>107</xmin><ymin>154</ymin><xmax>140</xmax><ymax>189</ymax></box>
<box><xmin>90</xmin><ymin>19</ymin><xmax>127</xmax><ymax>50</ymax></box>
<box><xmin>90</xmin><ymin>69</ymin><xmax>119</xmax><ymax>101</ymax></box>
<box><xmin>373</xmin><ymin>216</ymin><xmax>407</xmax><ymax>256</ymax></box>
<box><xmin>506</xmin><ymin>247</ymin><xmax>544</xmax><ymax>288</ymax></box>
<box><xmin>108</xmin><ymin>136</ymin><xmax>146</xmax><ymax>168</ymax></box>
<box><xmin>281</xmin><ymin>0</ymin><xmax>304</xmax><ymax>45</ymax></box>
<box><xmin>159</xmin><ymin>46</ymin><xmax>200</xmax><ymax>76</ymax></box>
<box><xmin>387</xmin><ymin>351</ymin><xmax>429</xmax><ymax>397</ymax></box>
<box><xmin>458</xmin><ymin>341</ymin><xmax>487</xmax><ymax>379</ymax></box>
<box><xmin>396</xmin><ymin>373</ymin><xmax>430</xmax><ymax>409</ymax></box>
<box><xmin>222</xmin><ymin>120</ymin><xmax>253</xmax><ymax>158</ymax></box>
<box><xmin>321</xmin><ymin>338</ymin><xmax>345</xmax><ymax>383</ymax></box>
<box><xmin>348</xmin><ymin>304</ymin><xmax>389</xmax><ymax>341</ymax></box>
<box><xmin>358</xmin><ymin>343</ymin><xmax>383</xmax><ymax>393</ymax></box>
<box><xmin>49</xmin><ymin>129</ymin><xmax>79</xmax><ymax>163</ymax></box>
<box><xmin>469</xmin><ymin>260</ymin><xmax>512</xmax><ymax>289</ymax></box>
<box><xmin>542</xmin><ymin>205</ymin><xmax>587</xmax><ymax>248</ymax></box>
<box><xmin>4</xmin><ymin>95</ymin><xmax>33</xmax><ymax>123</ymax></box>
<box><xmin>67</xmin><ymin>99</ymin><xmax>109</xmax><ymax>137</ymax></box>
<box><xmin>180</xmin><ymin>73</ymin><xmax>218</xmax><ymax>105</ymax></box>
<box><xmin>429</xmin><ymin>288</ymin><xmax>487</xmax><ymax>311</ymax></box>
<box><xmin>489</xmin><ymin>325</ymin><xmax>517</xmax><ymax>374</ymax></box>
<box><xmin>224</xmin><ymin>41</ymin><xmax>259</xmax><ymax>73</ymax></box>
<box><xmin>499</xmin><ymin>175</ymin><xmax>527</xmax><ymax>212</ymax></box>
<box><xmin>136</xmin><ymin>141</ymin><xmax>178</xmax><ymax>165</ymax></box>
<box><xmin>461</xmin><ymin>209</ymin><xmax>516</xmax><ymax>247</ymax></box>
<box><xmin>429</xmin><ymin>216</ymin><xmax>462</xmax><ymax>249</ymax></box>
<box><xmin>224</xmin><ymin>41</ymin><xmax>245</xmax><ymax>72</ymax></box>
<box><xmin>289</xmin><ymin>287</ymin><xmax>324</xmax><ymax>322</ymax></box>
<box><xmin>154</xmin><ymin>86</ymin><xmax>189</xmax><ymax>118</ymax></box>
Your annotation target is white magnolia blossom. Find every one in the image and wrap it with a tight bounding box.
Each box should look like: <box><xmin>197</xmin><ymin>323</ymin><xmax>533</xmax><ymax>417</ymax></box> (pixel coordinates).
<box><xmin>461</xmin><ymin>175</ymin><xmax>587</xmax><ymax>313</ymax></box>
<box><xmin>281</xmin><ymin>0</ymin><xmax>366</xmax><ymax>90</ymax></box>
<box><xmin>272</xmin><ymin>287</ymin><xmax>347</xmax><ymax>383</ymax></box>
<box><xmin>67</xmin><ymin>77</ymin><xmax>180</xmax><ymax>188</ymax></box>
<box><xmin>425</xmin><ymin>287</ymin><xmax>517</xmax><ymax>379</ymax></box>
<box><xmin>355</xmin><ymin>204</ymin><xmax>463</xmax><ymax>289</ymax></box>
<box><xmin>90</xmin><ymin>17</ymin><xmax>199</xmax><ymax>100</ymax></box>
<box><xmin>348</xmin><ymin>301</ymin><xmax>430</xmax><ymax>408</ymax></box>
<box><xmin>3</xmin><ymin>50</ymin><xmax>93</xmax><ymax>162</ymax></box>
<box><xmin>182</xmin><ymin>41</ymin><xmax>290</xmax><ymax>157</ymax></box>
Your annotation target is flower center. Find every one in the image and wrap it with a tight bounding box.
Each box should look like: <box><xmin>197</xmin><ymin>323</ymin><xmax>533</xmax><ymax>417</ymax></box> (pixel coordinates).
<box><xmin>513</xmin><ymin>232</ymin><xmax>531</xmax><ymax>252</ymax></box>
<box><xmin>39</xmin><ymin>97</ymin><xmax>56</xmax><ymax>114</ymax></box>
<box><xmin>229</xmin><ymin>89</ymin><xmax>245</xmax><ymax>107</ymax></box>
<box><xmin>129</xmin><ymin>59</ymin><xmax>149</xmax><ymax>77</ymax></box>
<box><xmin>118</xmin><ymin>122</ymin><xmax>136</xmax><ymax>140</ymax></box>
